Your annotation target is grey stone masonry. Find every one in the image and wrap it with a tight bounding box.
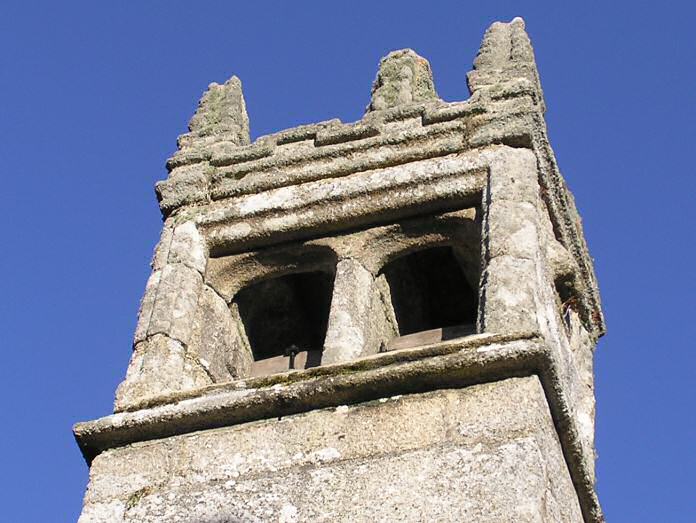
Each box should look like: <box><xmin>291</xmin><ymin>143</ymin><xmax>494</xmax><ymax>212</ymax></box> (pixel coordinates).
<box><xmin>76</xmin><ymin>17</ymin><xmax>606</xmax><ymax>523</ymax></box>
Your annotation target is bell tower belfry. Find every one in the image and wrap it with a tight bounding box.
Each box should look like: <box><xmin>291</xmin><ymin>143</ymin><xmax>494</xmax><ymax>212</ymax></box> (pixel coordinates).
<box><xmin>75</xmin><ymin>18</ymin><xmax>606</xmax><ymax>523</ymax></box>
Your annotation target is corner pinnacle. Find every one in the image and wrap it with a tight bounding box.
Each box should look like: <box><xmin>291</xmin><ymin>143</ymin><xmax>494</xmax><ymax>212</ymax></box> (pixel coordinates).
<box><xmin>467</xmin><ymin>18</ymin><xmax>545</xmax><ymax>112</ymax></box>
<box><xmin>187</xmin><ymin>76</ymin><xmax>250</xmax><ymax>146</ymax></box>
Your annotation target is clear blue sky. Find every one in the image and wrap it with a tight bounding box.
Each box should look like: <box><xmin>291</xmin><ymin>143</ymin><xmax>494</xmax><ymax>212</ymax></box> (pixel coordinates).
<box><xmin>1</xmin><ymin>2</ymin><xmax>694</xmax><ymax>521</ymax></box>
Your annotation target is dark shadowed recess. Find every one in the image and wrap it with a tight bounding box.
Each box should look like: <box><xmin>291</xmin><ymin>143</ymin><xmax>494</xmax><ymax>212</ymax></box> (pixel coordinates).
<box><xmin>381</xmin><ymin>246</ymin><xmax>477</xmax><ymax>335</ymax></box>
<box><xmin>235</xmin><ymin>271</ymin><xmax>335</xmax><ymax>361</ymax></box>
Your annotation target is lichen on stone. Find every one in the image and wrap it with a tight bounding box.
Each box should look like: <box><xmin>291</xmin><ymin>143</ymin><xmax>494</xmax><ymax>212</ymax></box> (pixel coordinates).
<box><xmin>367</xmin><ymin>49</ymin><xmax>440</xmax><ymax>113</ymax></box>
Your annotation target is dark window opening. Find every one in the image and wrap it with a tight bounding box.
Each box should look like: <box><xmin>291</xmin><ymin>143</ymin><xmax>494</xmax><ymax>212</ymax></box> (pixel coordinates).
<box><xmin>381</xmin><ymin>247</ymin><xmax>477</xmax><ymax>337</ymax></box>
<box><xmin>235</xmin><ymin>271</ymin><xmax>334</xmax><ymax>364</ymax></box>
<box><xmin>555</xmin><ymin>277</ymin><xmax>577</xmax><ymax>334</ymax></box>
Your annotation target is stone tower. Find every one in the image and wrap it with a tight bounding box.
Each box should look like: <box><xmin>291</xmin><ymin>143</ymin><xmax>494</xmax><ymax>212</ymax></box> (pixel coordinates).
<box><xmin>75</xmin><ymin>18</ymin><xmax>606</xmax><ymax>523</ymax></box>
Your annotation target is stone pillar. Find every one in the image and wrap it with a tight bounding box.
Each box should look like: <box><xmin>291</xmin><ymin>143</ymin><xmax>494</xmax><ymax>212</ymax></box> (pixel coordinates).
<box><xmin>480</xmin><ymin>148</ymin><xmax>543</xmax><ymax>335</ymax></box>
<box><xmin>322</xmin><ymin>259</ymin><xmax>378</xmax><ymax>364</ymax></box>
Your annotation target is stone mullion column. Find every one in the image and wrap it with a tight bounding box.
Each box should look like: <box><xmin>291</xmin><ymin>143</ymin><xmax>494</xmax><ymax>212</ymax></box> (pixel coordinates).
<box><xmin>321</xmin><ymin>258</ymin><xmax>377</xmax><ymax>365</ymax></box>
<box><xmin>114</xmin><ymin>221</ymin><xmax>211</xmax><ymax>411</ymax></box>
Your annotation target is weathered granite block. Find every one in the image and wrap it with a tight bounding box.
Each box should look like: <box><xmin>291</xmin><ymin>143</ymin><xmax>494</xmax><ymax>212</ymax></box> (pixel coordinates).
<box><xmin>167</xmin><ymin>221</ymin><xmax>207</xmax><ymax>274</ymax></box>
<box><xmin>322</xmin><ymin>259</ymin><xmax>378</xmax><ymax>364</ymax></box>
<box><xmin>81</xmin><ymin>377</ymin><xmax>583</xmax><ymax>523</ymax></box>
<box><xmin>132</xmin><ymin>269</ymin><xmax>161</xmax><ymax>345</ymax></box>
<box><xmin>114</xmin><ymin>334</ymin><xmax>211</xmax><ymax>412</ymax></box>
<box><xmin>481</xmin><ymin>255</ymin><xmax>540</xmax><ymax>333</ymax></box>
<box><xmin>145</xmin><ymin>263</ymin><xmax>203</xmax><ymax>345</ymax></box>
<box><xmin>188</xmin><ymin>285</ymin><xmax>252</xmax><ymax>381</ymax></box>
<box><xmin>367</xmin><ymin>49</ymin><xmax>440</xmax><ymax>112</ymax></box>
<box><xmin>155</xmin><ymin>163</ymin><xmax>209</xmax><ymax>212</ymax></box>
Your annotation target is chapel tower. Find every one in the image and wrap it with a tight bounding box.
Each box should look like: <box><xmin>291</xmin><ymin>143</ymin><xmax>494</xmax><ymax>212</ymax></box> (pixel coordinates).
<box><xmin>75</xmin><ymin>18</ymin><xmax>606</xmax><ymax>522</ymax></box>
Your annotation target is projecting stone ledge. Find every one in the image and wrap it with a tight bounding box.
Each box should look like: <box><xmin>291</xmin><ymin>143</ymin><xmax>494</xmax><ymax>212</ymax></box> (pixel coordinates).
<box><xmin>74</xmin><ymin>332</ymin><xmax>603</xmax><ymax>523</ymax></box>
<box><xmin>79</xmin><ymin>377</ymin><xmax>582</xmax><ymax>523</ymax></box>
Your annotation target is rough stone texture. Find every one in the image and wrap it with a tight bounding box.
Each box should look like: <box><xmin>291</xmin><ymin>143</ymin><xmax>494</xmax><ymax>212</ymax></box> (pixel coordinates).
<box><xmin>143</xmin><ymin>28</ymin><xmax>604</xmax><ymax>338</ymax></box>
<box><xmin>143</xmin><ymin>263</ymin><xmax>202</xmax><ymax>345</ymax></box>
<box><xmin>156</xmin><ymin>76</ymin><xmax>250</xmax><ymax>214</ymax></box>
<box><xmin>167</xmin><ymin>221</ymin><xmax>208</xmax><ymax>274</ymax></box>
<box><xmin>199</xmin><ymin>152</ymin><xmax>486</xmax><ymax>255</ymax></box>
<box><xmin>203</xmin><ymin>209</ymin><xmax>479</xmax><ymax>303</ymax></box>
<box><xmin>186</xmin><ymin>76</ymin><xmax>250</xmax><ymax>145</ymax></box>
<box><xmin>79</xmin><ymin>377</ymin><xmax>582</xmax><ymax>523</ymax></box>
<box><xmin>468</xmin><ymin>17</ymin><xmax>545</xmax><ymax>112</ymax></box>
<box><xmin>77</xmin><ymin>18</ymin><xmax>607</xmax><ymax>523</ymax></box>
<box><xmin>132</xmin><ymin>269</ymin><xmax>162</xmax><ymax>345</ymax></box>
<box><xmin>465</xmin><ymin>17</ymin><xmax>603</xmax><ymax>337</ymax></box>
<box><xmin>80</xmin><ymin>334</ymin><xmax>601</xmax><ymax>520</ymax></box>
<box><xmin>479</xmin><ymin>147</ymin><xmax>544</xmax><ymax>334</ymax></box>
<box><xmin>367</xmin><ymin>49</ymin><xmax>440</xmax><ymax>112</ymax></box>
<box><xmin>322</xmin><ymin>259</ymin><xmax>384</xmax><ymax>364</ymax></box>
<box><xmin>155</xmin><ymin>163</ymin><xmax>210</xmax><ymax>212</ymax></box>
<box><xmin>119</xmin><ymin>220</ymin><xmax>211</xmax><ymax>410</ymax></box>
<box><xmin>188</xmin><ymin>285</ymin><xmax>252</xmax><ymax>382</ymax></box>
<box><xmin>113</xmin><ymin>334</ymin><xmax>212</xmax><ymax>412</ymax></box>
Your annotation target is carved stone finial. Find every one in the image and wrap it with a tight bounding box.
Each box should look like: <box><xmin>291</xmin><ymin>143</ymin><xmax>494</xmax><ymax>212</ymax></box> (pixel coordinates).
<box><xmin>160</xmin><ymin>76</ymin><xmax>250</xmax><ymax>216</ymax></box>
<box><xmin>186</xmin><ymin>75</ymin><xmax>250</xmax><ymax>146</ymax></box>
<box><xmin>468</xmin><ymin>17</ymin><xmax>545</xmax><ymax>112</ymax></box>
<box><xmin>367</xmin><ymin>49</ymin><xmax>439</xmax><ymax>113</ymax></box>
